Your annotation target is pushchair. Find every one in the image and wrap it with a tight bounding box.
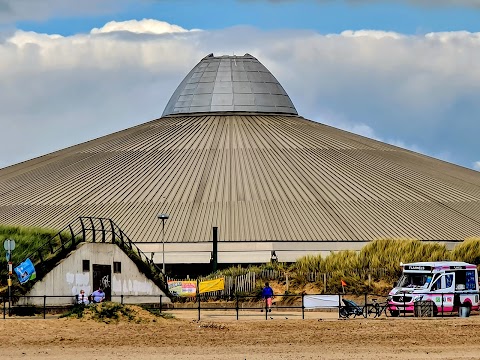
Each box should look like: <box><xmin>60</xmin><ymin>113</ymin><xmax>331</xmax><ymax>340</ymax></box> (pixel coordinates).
<box><xmin>339</xmin><ymin>299</ymin><xmax>365</xmax><ymax>318</ymax></box>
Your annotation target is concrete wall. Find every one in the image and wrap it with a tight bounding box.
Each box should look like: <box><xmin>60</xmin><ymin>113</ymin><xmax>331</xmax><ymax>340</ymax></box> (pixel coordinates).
<box><xmin>22</xmin><ymin>243</ymin><xmax>169</xmax><ymax>306</ymax></box>
<box><xmin>138</xmin><ymin>240</ymin><xmax>462</xmax><ymax>264</ymax></box>
<box><xmin>138</xmin><ymin>241</ymin><xmax>370</xmax><ymax>264</ymax></box>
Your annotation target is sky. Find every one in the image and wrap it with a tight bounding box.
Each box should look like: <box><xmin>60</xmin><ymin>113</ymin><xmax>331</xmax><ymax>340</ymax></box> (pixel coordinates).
<box><xmin>1</xmin><ymin>0</ymin><xmax>480</xmax><ymax>171</ymax></box>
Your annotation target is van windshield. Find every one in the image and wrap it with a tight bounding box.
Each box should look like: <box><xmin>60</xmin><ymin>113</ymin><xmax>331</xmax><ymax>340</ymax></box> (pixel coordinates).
<box><xmin>396</xmin><ymin>273</ymin><xmax>432</xmax><ymax>288</ymax></box>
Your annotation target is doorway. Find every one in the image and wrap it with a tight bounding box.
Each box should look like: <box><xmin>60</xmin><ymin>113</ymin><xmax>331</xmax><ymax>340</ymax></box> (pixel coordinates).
<box><xmin>92</xmin><ymin>264</ymin><xmax>112</xmax><ymax>301</ymax></box>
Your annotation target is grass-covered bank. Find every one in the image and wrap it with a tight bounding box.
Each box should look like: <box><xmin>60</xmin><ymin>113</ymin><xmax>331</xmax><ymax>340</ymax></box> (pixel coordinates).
<box><xmin>2</xmin><ymin>223</ymin><xmax>480</xmax><ymax>296</ymax></box>
<box><xmin>0</xmin><ymin>223</ymin><xmax>170</xmax><ymax>297</ymax></box>
<box><xmin>0</xmin><ymin>224</ymin><xmax>84</xmax><ymax>297</ymax></box>
<box><xmin>210</xmin><ymin>238</ymin><xmax>480</xmax><ymax>294</ymax></box>
<box><xmin>0</xmin><ymin>224</ymin><xmax>62</xmax><ymax>287</ymax></box>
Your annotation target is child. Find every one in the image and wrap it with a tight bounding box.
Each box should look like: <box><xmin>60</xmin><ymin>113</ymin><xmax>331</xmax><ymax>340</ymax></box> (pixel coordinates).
<box><xmin>261</xmin><ymin>282</ymin><xmax>274</xmax><ymax>312</ymax></box>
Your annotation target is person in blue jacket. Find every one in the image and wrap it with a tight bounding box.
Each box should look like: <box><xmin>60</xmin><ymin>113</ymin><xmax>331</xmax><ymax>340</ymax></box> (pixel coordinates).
<box><xmin>261</xmin><ymin>282</ymin><xmax>274</xmax><ymax>312</ymax></box>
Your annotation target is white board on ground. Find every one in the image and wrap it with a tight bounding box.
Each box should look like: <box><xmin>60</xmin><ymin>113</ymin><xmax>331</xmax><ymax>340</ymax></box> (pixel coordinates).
<box><xmin>304</xmin><ymin>295</ymin><xmax>340</xmax><ymax>308</ymax></box>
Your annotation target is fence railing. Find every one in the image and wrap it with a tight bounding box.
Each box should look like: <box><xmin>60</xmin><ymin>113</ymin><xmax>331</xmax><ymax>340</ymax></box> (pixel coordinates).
<box><xmin>17</xmin><ymin>217</ymin><xmax>168</xmax><ymax>294</ymax></box>
<box><xmin>168</xmin><ymin>267</ymin><xmax>390</xmax><ymax>301</ymax></box>
<box><xmin>4</xmin><ymin>292</ymin><xmax>477</xmax><ymax>321</ymax></box>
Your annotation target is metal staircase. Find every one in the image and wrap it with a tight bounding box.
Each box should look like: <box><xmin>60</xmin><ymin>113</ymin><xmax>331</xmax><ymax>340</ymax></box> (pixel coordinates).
<box><xmin>19</xmin><ymin>217</ymin><xmax>169</xmax><ymax>295</ymax></box>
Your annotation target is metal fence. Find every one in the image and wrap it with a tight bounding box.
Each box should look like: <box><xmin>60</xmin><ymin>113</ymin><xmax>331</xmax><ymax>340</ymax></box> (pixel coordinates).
<box><xmin>1</xmin><ymin>291</ymin><xmax>478</xmax><ymax>321</ymax></box>
<box><xmin>168</xmin><ymin>268</ymin><xmax>390</xmax><ymax>300</ymax></box>
<box><xmin>169</xmin><ymin>272</ymin><xmax>258</xmax><ymax>300</ymax></box>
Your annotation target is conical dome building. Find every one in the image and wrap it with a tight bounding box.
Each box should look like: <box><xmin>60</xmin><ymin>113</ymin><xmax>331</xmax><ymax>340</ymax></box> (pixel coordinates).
<box><xmin>1</xmin><ymin>54</ymin><xmax>480</xmax><ymax>268</ymax></box>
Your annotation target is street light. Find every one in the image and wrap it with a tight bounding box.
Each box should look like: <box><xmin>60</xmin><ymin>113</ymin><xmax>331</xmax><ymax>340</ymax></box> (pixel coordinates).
<box><xmin>157</xmin><ymin>213</ymin><xmax>169</xmax><ymax>274</ymax></box>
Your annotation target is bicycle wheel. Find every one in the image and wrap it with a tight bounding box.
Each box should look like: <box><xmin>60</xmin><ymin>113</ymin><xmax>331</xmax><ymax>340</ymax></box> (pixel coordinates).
<box><xmin>365</xmin><ymin>304</ymin><xmax>377</xmax><ymax>318</ymax></box>
<box><xmin>374</xmin><ymin>303</ymin><xmax>388</xmax><ymax>318</ymax></box>
<box><xmin>339</xmin><ymin>307</ymin><xmax>349</xmax><ymax>319</ymax></box>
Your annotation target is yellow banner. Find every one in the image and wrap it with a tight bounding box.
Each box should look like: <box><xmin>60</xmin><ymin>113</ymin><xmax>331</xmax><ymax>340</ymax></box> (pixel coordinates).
<box><xmin>199</xmin><ymin>278</ymin><xmax>225</xmax><ymax>294</ymax></box>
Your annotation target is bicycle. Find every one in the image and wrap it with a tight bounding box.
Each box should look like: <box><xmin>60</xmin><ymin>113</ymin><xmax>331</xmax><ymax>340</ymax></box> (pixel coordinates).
<box><xmin>364</xmin><ymin>298</ymin><xmax>390</xmax><ymax>318</ymax></box>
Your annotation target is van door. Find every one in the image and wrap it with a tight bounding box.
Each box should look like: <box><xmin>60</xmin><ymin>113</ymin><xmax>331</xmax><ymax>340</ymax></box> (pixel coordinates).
<box><xmin>429</xmin><ymin>273</ymin><xmax>454</xmax><ymax>312</ymax></box>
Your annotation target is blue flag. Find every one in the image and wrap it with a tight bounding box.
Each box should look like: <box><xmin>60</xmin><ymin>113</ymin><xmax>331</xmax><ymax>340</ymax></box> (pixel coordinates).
<box><xmin>14</xmin><ymin>258</ymin><xmax>36</xmax><ymax>284</ymax></box>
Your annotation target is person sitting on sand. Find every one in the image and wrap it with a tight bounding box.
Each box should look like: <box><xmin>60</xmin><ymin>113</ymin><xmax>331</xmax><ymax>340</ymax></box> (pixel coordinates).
<box><xmin>90</xmin><ymin>288</ymin><xmax>105</xmax><ymax>303</ymax></box>
<box><xmin>77</xmin><ymin>289</ymin><xmax>89</xmax><ymax>305</ymax></box>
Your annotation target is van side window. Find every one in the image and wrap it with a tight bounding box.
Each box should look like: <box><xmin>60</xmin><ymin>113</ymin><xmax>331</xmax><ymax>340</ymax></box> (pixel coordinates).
<box><xmin>445</xmin><ymin>274</ymin><xmax>453</xmax><ymax>288</ymax></box>
<box><xmin>431</xmin><ymin>278</ymin><xmax>440</xmax><ymax>291</ymax></box>
<box><xmin>466</xmin><ymin>270</ymin><xmax>476</xmax><ymax>290</ymax></box>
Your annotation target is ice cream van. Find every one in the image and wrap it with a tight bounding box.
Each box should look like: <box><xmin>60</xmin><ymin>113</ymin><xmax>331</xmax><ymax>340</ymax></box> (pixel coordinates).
<box><xmin>388</xmin><ymin>261</ymin><xmax>479</xmax><ymax>316</ymax></box>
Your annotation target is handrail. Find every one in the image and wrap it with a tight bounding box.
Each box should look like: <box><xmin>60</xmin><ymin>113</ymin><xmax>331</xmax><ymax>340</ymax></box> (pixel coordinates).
<box><xmin>18</xmin><ymin>216</ymin><xmax>168</xmax><ymax>294</ymax></box>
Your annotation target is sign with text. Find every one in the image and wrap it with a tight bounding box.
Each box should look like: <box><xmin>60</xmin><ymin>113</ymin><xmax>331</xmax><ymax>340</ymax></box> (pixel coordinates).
<box><xmin>14</xmin><ymin>258</ymin><xmax>36</xmax><ymax>284</ymax></box>
<box><xmin>404</xmin><ymin>265</ymin><xmax>433</xmax><ymax>271</ymax></box>
<box><xmin>168</xmin><ymin>280</ymin><xmax>197</xmax><ymax>297</ymax></box>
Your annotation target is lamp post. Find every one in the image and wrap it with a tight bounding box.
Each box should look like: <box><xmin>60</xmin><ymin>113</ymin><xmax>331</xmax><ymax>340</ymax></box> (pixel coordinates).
<box><xmin>157</xmin><ymin>213</ymin><xmax>169</xmax><ymax>274</ymax></box>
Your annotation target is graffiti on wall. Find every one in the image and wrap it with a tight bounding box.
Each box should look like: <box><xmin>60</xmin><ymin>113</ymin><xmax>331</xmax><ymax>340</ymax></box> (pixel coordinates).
<box><xmin>101</xmin><ymin>275</ymin><xmax>110</xmax><ymax>289</ymax></box>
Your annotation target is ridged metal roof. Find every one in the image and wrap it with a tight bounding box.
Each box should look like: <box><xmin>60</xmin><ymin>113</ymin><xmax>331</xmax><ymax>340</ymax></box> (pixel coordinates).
<box><xmin>162</xmin><ymin>54</ymin><xmax>297</xmax><ymax>116</ymax></box>
<box><xmin>1</xmin><ymin>113</ymin><xmax>480</xmax><ymax>243</ymax></box>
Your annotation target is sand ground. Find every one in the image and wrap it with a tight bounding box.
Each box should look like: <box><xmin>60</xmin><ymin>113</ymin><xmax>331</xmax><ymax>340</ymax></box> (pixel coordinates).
<box><xmin>0</xmin><ymin>310</ymin><xmax>479</xmax><ymax>359</ymax></box>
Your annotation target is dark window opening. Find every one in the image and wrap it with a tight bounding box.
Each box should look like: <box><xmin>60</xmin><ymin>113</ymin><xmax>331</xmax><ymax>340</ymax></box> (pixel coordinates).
<box><xmin>113</xmin><ymin>261</ymin><xmax>121</xmax><ymax>274</ymax></box>
<box><xmin>82</xmin><ymin>260</ymin><xmax>90</xmax><ymax>272</ymax></box>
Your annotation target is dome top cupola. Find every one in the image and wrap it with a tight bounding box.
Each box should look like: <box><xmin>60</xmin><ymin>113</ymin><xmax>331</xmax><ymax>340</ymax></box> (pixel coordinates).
<box><xmin>162</xmin><ymin>53</ymin><xmax>297</xmax><ymax>116</ymax></box>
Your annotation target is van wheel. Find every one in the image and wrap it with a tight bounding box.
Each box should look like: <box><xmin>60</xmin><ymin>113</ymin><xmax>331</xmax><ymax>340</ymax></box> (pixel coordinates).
<box><xmin>389</xmin><ymin>310</ymin><xmax>400</xmax><ymax>317</ymax></box>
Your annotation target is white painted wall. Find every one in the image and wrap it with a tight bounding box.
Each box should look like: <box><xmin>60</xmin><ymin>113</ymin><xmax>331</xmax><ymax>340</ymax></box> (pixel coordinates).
<box><xmin>22</xmin><ymin>243</ymin><xmax>169</xmax><ymax>306</ymax></box>
<box><xmin>138</xmin><ymin>240</ymin><xmax>460</xmax><ymax>264</ymax></box>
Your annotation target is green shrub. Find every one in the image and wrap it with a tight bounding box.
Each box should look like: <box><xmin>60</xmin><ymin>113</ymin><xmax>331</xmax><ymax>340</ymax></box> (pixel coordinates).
<box><xmin>93</xmin><ymin>302</ymin><xmax>134</xmax><ymax>321</ymax></box>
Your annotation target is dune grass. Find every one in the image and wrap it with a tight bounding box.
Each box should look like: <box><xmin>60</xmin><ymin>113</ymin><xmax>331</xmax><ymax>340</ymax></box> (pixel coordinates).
<box><xmin>276</xmin><ymin>239</ymin><xmax>451</xmax><ymax>292</ymax></box>
<box><xmin>451</xmin><ymin>238</ymin><xmax>480</xmax><ymax>264</ymax></box>
<box><xmin>2</xmin><ymin>222</ymin><xmax>480</xmax><ymax>297</ymax></box>
<box><xmin>215</xmin><ymin>239</ymin><xmax>480</xmax><ymax>294</ymax></box>
<box><xmin>0</xmin><ymin>224</ymin><xmax>61</xmax><ymax>290</ymax></box>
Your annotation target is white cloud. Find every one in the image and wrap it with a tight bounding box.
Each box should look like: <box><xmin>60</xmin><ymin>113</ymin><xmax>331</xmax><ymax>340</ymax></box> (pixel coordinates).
<box><xmin>3</xmin><ymin>21</ymin><xmax>201</xmax><ymax>71</ymax></box>
<box><xmin>340</xmin><ymin>30</ymin><xmax>405</xmax><ymax>40</ymax></box>
<box><xmin>1</xmin><ymin>20</ymin><xmax>480</xmax><ymax>170</ymax></box>
<box><xmin>474</xmin><ymin>162</ymin><xmax>480</xmax><ymax>171</ymax></box>
<box><xmin>91</xmin><ymin>19</ymin><xmax>190</xmax><ymax>35</ymax></box>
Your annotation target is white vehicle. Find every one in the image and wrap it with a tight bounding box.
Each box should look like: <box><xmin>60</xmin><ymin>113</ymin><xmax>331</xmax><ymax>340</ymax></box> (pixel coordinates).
<box><xmin>388</xmin><ymin>261</ymin><xmax>479</xmax><ymax>316</ymax></box>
